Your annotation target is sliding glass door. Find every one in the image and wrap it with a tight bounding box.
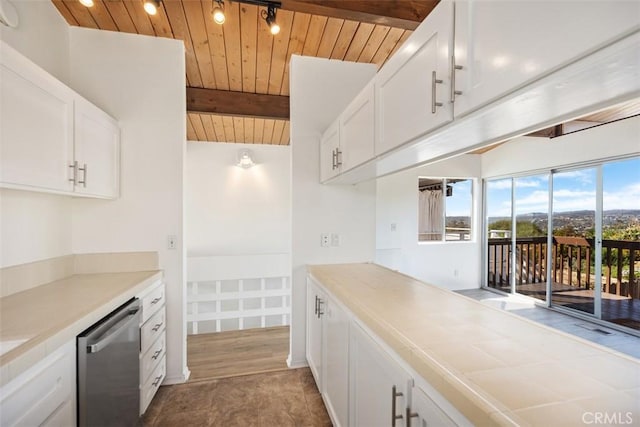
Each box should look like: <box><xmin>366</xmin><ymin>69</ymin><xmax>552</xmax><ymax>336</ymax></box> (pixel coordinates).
<box><xmin>550</xmin><ymin>167</ymin><xmax>597</xmax><ymax>315</ymax></box>
<box><xmin>485</xmin><ymin>156</ymin><xmax>640</xmax><ymax>332</ymax></box>
<box><xmin>600</xmin><ymin>158</ymin><xmax>640</xmax><ymax>330</ymax></box>
<box><xmin>486</xmin><ymin>179</ymin><xmax>512</xmax><ymax>293</ymax></box>
<box><xmin>514</xmin><ymin>175</ymin><xmax>549</xmax><ymax>301</ymax></box>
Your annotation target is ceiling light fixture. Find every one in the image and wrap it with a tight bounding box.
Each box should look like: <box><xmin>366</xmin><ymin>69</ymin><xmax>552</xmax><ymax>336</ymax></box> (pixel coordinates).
<box><xmin>143</xmin><ymin>0</ymin><xmax>161</xmax><ymax>16</ymax></box>
<box><xmin>212</xmin><ymin>0</ymin><xmax>225</xmax><ymax>24</ymax></box>
<box><xmin>237</xmin><ymin>149</ymin><xmax>256</xmax><ymax>168</ymax></box>
<box><xmin>262</xmin><ymin>3</ymin><xmax>280</xmax><ymax>35</ymax></box>
<box><xmin>79</xmin><ymin>0</ymin><xmax>94</xmax><ymax>7</ymax></box>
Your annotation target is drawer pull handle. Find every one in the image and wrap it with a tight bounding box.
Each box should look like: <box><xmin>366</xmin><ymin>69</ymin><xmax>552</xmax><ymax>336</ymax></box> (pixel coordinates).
<box><xmin>152</xmin><ymin>375</ymin><xmax>162</xmax><ymax>387</ymax></box>
<box><xmin>152</xmin><ymin>322</ymin><xmax>163</xmax><ymax>332</ymax></box>
<box><xmin>152</xmin><ymin>349</ymin><xmax>163</xmax><ymax>360</ymax></box>
<box><xmin>151</xmin><ymin>297</ymin><xmax>162</xmax><ymax>304</ymax></box>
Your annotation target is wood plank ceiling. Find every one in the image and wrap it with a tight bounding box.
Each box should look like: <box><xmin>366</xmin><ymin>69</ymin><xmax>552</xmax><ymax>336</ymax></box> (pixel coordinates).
<box><xmin>52</xmin><ymin>0</ymin><xmax>434</xmax><ymax>145</ymax></box>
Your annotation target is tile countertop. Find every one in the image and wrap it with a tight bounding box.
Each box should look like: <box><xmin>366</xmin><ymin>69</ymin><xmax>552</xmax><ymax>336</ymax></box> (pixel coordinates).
<box><xmin>0</xmin><ymin>270</ymin><xmax>162</xmax><ymax>386</ymax></box>
<box><xmin>307</xmin><ymin>263</ymin><xmax>640</xmax><ymax>427</ymax></box>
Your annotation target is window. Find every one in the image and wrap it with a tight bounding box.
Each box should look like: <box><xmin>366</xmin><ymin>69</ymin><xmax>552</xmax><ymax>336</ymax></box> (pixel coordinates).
<box><xmin>418</xmin><ymin>177</ymin><xmax>473</xmax><ymax>242</ymax></box>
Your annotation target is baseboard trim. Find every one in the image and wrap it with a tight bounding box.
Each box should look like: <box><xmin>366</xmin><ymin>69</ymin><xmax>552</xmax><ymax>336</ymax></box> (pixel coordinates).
<box><xmin>162</xmin><ymin>368</ymin><xmax>191</xmax><ymax>385</ymax></box>
<box><xmin>286</xmin><ymin>354</ymin><xmax>308</xmax><ymax>369</ymax></box>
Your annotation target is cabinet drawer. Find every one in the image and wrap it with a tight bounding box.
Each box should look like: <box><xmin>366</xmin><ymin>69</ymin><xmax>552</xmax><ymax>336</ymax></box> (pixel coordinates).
<box><xmin>141</xmin><ymin>332</ymin><xmax>166</xmax><ymax>384</ymax></box>
<box><xmin>0</xmin><ymin>342</ymin><xmax>74</xmax><ymax>427</ymax></box>
<box><xmin>141</xmin><ymin>307</ymin><xmax>165</xmax><ymax>354</ymax></box>
<box><xmin>140</xmin><ymin>355</ymin><xmax>166</xmax><ymax>415</ymax></box>
<box><xmin>140</xmin><ymin>281</ymin><xmax>164</xmax><ymax>324</ymax></box>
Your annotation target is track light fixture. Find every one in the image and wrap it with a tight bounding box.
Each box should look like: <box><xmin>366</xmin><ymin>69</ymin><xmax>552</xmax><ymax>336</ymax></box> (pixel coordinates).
<box><xmin>212</xmin><ymin>0</ymin><xmax>225</xmax><ymax>24</ymax></box>
<box><xmin>143</xmin><ymin>0</ymin><xmax>161</xmax><ymax>16</ymax></box>
<box><xmin>262</xmin><ymin>3</ymin><xmax>280</xmax><ymax>35</ymax></box>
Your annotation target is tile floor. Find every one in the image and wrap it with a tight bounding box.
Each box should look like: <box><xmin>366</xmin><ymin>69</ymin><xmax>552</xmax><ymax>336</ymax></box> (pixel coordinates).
<box><xmin>457</xmin><ymin>288</ymin><xmax>640</xmax><ymax>359</ymax></box>
<box><xmin>142</xmin><ymin>368</ymin><xmax>331</xmax><ymax>427</ymax></box>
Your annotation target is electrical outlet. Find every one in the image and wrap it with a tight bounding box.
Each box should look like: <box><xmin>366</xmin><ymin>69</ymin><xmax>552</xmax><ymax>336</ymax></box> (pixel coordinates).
<box><xmin>321</xmin><ymin>233</ymin><xmax>330</xmax><ymax>247</ymax></box>
<box><xmin>390</xmin><ymin>223</ymin><xmax>397</xmax><ymax>232</ymax></box>
<box><xmin>167</xmin><ymin>235</ymin><xmax>177</xmax><ymax>250</ymax></box>
<box><xmin>331</xmin><ymin>233</ymin><xmax>340</xmax><ymax>247</ymax></box>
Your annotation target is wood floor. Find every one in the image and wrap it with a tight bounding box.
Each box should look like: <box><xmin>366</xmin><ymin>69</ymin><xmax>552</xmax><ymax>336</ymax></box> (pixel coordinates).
<box><xmin>187</xmin><ymin>326</ymin><xmax>290</xmax><ymax>382</ymax></box>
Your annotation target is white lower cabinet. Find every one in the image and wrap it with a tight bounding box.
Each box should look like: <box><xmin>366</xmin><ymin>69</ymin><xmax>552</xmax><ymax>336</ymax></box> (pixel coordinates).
<box><xmin>0</xmin><ymin>341</ymin><xmax>76</xmax><ymax>427</ymax></box>
<box><xmin>410</xmin><ymin>385</ymin><xmax>457</xmax><ymax>427</ymax></box>
<box><xmin>350</xmin><ymin>322</ymin><xmax>412</xmax><ymax>427</ymax></box>
<box><xmin>138</xmin><ymin>280</ymin><xmax>167</xmax><ymax>415</ymax></box>
<box><xmin>306</xmin><ymin>279</ymin><xmax>325</xmax><ymax>388</ymax></box>
<box><xmin>306</xmin><ymin>275</ymin><xmax>470</xmax><ymax>427</ymax></box>
<box><xmin>323</xmin><ymin>295</ymin><xmax>350</xmax><ymax>427</ymax></box>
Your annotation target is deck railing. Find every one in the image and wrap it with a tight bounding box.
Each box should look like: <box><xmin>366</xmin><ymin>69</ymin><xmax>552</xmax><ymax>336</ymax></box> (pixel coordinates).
<box><xmin>487</xmin><ymin>236</ymin><xmax>640</xmax><ymax>299</ymax></box>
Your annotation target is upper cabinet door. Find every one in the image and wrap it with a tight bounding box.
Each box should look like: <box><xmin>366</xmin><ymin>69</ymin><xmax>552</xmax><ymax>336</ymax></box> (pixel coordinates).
<box><xmin>0</xmin><ymin>44</ymin><xmax>74</xmax><ymax>192</ymax></box>
<box><xmin>339</xmin><ymin>81</ymin><xmax>375</xmax><ymax>172</ymax></box>
<box><xmin>453</xmin><ymin>0</ymin><xmax>640</xmax><ymax>118</ymax></box>
<box><xmin>375</xmin><ymin>1</ymin><xmax>454</xmax><ymax>157</ymax></box>
<box><xmin>73</xmin><ymin>97</ymin><xmax>120</xmax><ymax>199</ymax></box>
<box><xmin>319</xmin><ymin>118</ymin><xmax>341</xmax><ymax>183</ymax></box>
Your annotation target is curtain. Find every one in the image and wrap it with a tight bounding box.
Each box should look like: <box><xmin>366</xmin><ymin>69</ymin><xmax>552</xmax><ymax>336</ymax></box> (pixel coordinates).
<box><xmin>418</xmin><ymin>189</ymin><xmax>443</xmax><ymax>241</ymax></box>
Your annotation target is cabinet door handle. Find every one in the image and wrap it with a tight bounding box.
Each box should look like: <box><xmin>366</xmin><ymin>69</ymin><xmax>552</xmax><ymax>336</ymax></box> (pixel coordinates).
<box><xmin>151</xmin><ymin>297</ymin><xmax>162</xmax><ymax>305</ymax></box>
<box><xmin>152</xmin><ymin>322</ymin><xmax>163</xmax><ymax>332</ymax></box>
<box><xmin>314</xmin><ymin>295</ymin><xmax>319</xmax><ymax>316</ymax></box>
<box><xmin>152</xmin><ymin>349</ymin><xmax>163</xmax><ymax>360</ymax></box>
<box><xmin>406</xmin><ymin>407</ymin><xmax>419</xmax><ymax>427</ymax></box>
<box><xmin>450</xmin><ymin>55</ymin><xmax>463</xmax><ymax>103</ymax></box>
<box><xmin>69</xmin><ymin>161</ymin><xmax>78</xmax><ymax>184</ymax></box>
<box><xmin>391</xmin><ymin>385</ymin><xmax>404</xmax><ymax>427</ymax></box>
<box><xmin>317</xmin><ymin>299</ymin><xmax>324</xmax><ymax>318</ymax></box>
<box><xmin>431</xmin><ymin>71</ymin><xmax>444</xmax><ymax>114</ymax></box>
<box><xmin>331</xmin><ymin>148</ymin><xmax>337</xmax><ymax>170</ymax></box>
<box><xmin>78</xmin><ymin>163</ymin><xmax>87</xmax><ymax>187</ymax></box>
<box><xmin>335</xmin><ymin>149</ymin><xmax>342</xmax><ymax>168</ymax></box>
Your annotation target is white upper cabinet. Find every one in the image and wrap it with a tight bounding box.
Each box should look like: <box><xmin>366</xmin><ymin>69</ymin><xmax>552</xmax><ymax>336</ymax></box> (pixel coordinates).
<box><xmin>0</xmin><ymin>41</ymin><xmax>120</xmax><ymax>199</ymax></box>
<box><xmin>1</xmin><ymin>44</ymin><xmax>74</xmax><ymax>193</ymax></box>
<box><xmin>73</xmin><ymin>97</ymin><xmax>120</xmax><ymax>198</ymax></box>
<box><xmin>339</xmin><ymin>81</ymin><xmax>375</xmax><ymax>171</ymax></box>
<box><xmin>453</xmin><ymin>0</ymin><xmax>640</xmax><ymax>117</ymax></box>
<box><xmin>319</xmin><ymin>118</ymin><xmax>341</xmax><ymax>182</ymax></box>
<box><xmin>375</xmin><ymin>1</ymin><xmax>454</xmax><ymax>156</ymax></box>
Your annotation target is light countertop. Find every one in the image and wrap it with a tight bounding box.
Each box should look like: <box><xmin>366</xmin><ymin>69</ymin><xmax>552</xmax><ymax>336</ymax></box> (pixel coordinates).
<box><xmin>0</xmin><ymin>270</ymin><xmax>162</xmax><ymax>386</ymax></box>
<box><xmin>307</xmin><ymin>263</ymin><xmax>640</xmax><ymax>427</ymax></box>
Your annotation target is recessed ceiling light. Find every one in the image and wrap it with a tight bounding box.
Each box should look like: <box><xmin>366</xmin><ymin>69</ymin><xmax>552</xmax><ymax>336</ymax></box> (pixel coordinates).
<box><xmin>79</xmin><ymin>0</ymin><xmax>94</xmax><ymax>7</ymax></box>
<box><xmin>213</xmin><ymin>0</ymin><xmax>225</xmax><ymax>24</ymax></box>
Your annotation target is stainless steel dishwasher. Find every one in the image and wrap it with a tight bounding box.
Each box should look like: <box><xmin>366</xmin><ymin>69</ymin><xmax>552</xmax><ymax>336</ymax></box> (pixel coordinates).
<box><xmin>77</xmin><ymin>298</ymin><xmax>141</xmax><ymax>427</ymax></box>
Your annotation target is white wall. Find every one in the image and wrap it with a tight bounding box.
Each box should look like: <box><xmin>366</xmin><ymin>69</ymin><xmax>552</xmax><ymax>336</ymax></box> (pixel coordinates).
<box><xmin>482</xmin><ymin>116</ymin><xmax>640</xmax><ymax>178</ymax></box>
<box><xmin>186</xmin><ymin>142</ymin><xmax>290</xmax><ymax>256</ymax></box>
<box><xmin>289</xmin><ymin>55</ymin><xmax>377</xmax><ymax>366</ymax></box>
<box><xmin>0</xmin><ymin>190</ymin><xmax>72</xmax><ymax>267</ymax></box>
<box><xmin>376</xmin><ymin>155</ymin><xmax>482</xmax><ymax>290</ymax></box>
<box><xmin>0</xmin><ymin>0</ymin><xmax>70</xmax><ymax>84</ymax></box>
<box><xmin>68</xmin><ymin>28</ymin><xmax>188</xmax><ymax>384</ymax></box>
<box><xmin>0</xmin><ymin>0</ymin><xmax>73</xmax><ymax>268</ymax></box>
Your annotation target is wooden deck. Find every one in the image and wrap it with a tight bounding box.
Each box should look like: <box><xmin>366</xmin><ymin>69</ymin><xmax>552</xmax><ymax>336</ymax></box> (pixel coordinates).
<box><xmin>187</xmin><ymin>326</ymin><xmax>289</xmax><ymax>382</ymax></box>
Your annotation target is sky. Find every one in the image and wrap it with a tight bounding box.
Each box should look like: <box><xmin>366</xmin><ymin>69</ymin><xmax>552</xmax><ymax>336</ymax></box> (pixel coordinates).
<box><xmin>486</xmin><ymin>157</ymin><xmax>640</xmax><ymax>218</ymax></box>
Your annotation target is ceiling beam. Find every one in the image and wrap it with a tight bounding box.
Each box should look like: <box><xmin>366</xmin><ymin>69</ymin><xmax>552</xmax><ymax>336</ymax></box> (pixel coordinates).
<box><xmin>527</xmin><ymin>124</ymin><xmax>564</xmax><ymax>138</ymax></box>
<box><xmin>279</xmin><ymin>0</ymin><xmax>438</xmax><ymax>31</ymax></box>
<box><xmin>187</xmin><ymin>87</ymin><xmax>290</xmax><ymax>120</ymax></box>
